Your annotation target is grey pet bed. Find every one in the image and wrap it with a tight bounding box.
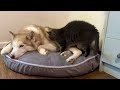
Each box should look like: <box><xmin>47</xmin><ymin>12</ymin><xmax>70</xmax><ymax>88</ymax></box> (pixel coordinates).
<box><xmin>2</xmin><ymin>50</ymin><xmax>99</xmax><ymax>78</ymax></box>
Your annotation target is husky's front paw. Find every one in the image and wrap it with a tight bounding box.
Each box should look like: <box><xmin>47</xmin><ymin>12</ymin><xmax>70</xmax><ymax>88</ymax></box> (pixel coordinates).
<box><xmin>1</xmin><ymin>49</ymin><xmax>6</xmax><ymax>55</ymax></box>
<box><xmin>38</xmin><ymin>48</ymin><xmax>49</xmax><ymax>55</ymax></box>
<box><xmin>1</xmin><ymin>43</ymin><xmax>12</xmax><ymax>55</ymax></box>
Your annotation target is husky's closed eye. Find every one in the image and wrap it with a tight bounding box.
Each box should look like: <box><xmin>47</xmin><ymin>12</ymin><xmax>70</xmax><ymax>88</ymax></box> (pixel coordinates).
<box><xmin>19</xmin><ymin>45</ymin><xmax>24</xmax><ymax>48</ymax></box>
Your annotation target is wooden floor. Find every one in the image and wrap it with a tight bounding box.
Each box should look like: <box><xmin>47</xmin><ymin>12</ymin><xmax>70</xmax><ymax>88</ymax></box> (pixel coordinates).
<box><xmin>0</xmin><ymin>54</ymin><xmax>116</xmax><ymax>79</ymax></box>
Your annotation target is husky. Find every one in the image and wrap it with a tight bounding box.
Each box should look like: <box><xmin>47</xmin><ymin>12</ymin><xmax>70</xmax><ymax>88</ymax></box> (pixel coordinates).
<box><xmin>1</xmin><ymin>25</ymin><xmax>59</xmax><ymax>59</ymax></box>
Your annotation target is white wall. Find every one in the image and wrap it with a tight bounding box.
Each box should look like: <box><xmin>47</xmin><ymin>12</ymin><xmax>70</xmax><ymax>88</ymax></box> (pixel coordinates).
<box><xmin>0</xmin><ymin>11</ymin><xmax>70</xmax><ymax>42</ymax></box>
<box><xmin>0</xmin><ymin>11</ymin><xmax>108</xmax><ymax>49</ymax></box>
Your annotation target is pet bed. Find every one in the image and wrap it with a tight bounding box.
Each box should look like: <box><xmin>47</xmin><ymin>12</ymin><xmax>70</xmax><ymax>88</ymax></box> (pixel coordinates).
<box><xmin>2</xmin><ymin>50</ymin><xmax>99</xmax><ymax>78</ymax></box>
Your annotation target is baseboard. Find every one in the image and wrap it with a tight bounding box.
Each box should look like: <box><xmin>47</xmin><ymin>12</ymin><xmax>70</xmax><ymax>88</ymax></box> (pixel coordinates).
<box><xmin>0</xmin><ymin>42</ymin><xmax>9</xmax><ymax>49</ymax></box>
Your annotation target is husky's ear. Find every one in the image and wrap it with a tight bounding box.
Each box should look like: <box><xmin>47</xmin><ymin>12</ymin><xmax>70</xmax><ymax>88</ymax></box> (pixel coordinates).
<box><xmin>26</xmin><ymin>31</ymin><xmax>34</xmax><ymax>40</ymax></box>
<box><xmin>9</xmin><ymin>31</ymin><xmax>16</xmax><ymax>37</ymax></box>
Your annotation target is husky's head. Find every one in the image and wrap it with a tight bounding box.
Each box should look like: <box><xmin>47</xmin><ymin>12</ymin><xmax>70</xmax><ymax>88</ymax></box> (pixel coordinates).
<box><xmin>9</xmin><ymin>31</ymin><xmax>36</xmax><ymax>59</ymax></box>
<box><xmin>1</xmin><ymin>25</ymin><xmax>51</xmax><ymax>59</ymax></box>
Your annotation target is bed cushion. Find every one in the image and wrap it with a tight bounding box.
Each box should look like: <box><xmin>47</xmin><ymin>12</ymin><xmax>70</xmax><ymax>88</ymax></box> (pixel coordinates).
<box><xmin>2</xmin><ymin>50</ymin><xmax>99</xmax><ymax>77</ymax></box>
